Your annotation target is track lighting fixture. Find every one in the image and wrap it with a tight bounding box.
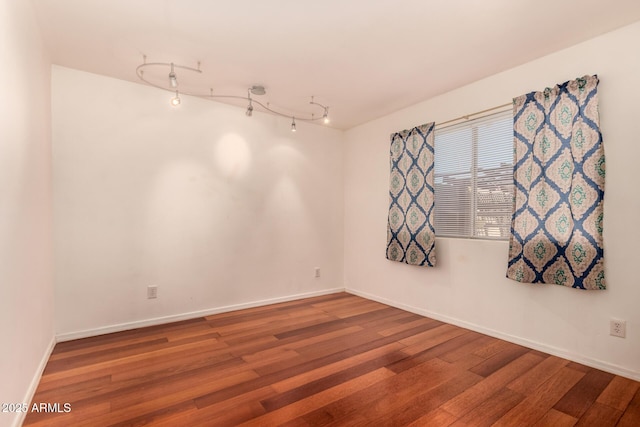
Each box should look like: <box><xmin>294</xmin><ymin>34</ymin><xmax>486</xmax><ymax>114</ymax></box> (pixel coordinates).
<box><xmin>170</xmin><ymin>91</ymin><xmax>181</xmax><ymax>106</ymax></box>
<box><xmin>168</xmin><ymin>63</ymin><xmax>178</xmax><ymax>88</ymax></box>
<box><xmin>136</xmin><ymin>57</ymin><xmax>331</xmax><ymax>130</ymax></box>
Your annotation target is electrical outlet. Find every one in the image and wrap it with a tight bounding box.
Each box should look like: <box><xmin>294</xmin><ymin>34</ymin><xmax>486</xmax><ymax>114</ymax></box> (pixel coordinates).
<box><xmin>314</xmin><ymin>267</ymin><xmax>321</xmax><ymax>278</ymax></box>
<box><xmin>610</xmin><ymin>319</ymin><xmax>626</xmax><ymax>338</ymax></box>
<box><xmin>147</xmin><ymin>285</ymin><xmax>158</xmax><ymax>299</ymax></box>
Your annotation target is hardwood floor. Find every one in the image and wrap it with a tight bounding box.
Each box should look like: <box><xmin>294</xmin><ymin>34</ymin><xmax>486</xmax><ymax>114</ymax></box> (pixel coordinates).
<box><xmin>24</xmin><ymin>293</ymin><xmax>640</xmax><ymax>426</ymax></box>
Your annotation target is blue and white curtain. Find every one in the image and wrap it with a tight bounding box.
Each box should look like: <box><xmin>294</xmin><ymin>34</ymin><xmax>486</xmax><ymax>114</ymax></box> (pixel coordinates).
<box><xmin>507</xmin><ymin>75</ymin><xmax>605</xmax><ymax>289</ymax></box>
<box><xmin>386</xmin><ymin>123</ymin><xmax>436</xmax><ymax>266</ymax></box>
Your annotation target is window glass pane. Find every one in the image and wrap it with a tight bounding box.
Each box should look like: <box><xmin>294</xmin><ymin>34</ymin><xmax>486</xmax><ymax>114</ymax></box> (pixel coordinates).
<box><xmin>476</xmin><ymin>114</ymin><xmax>513</xmax><ymax>239</ymax></box>
<box><xmin>434</xmin><ymin>110</ymin><xmax>513</xmax><ymax>240</ymax></box>
<box><xmin>434</xmin><ymin>127</ymin><xmax>472</xmax><ymax>238</ymax></box>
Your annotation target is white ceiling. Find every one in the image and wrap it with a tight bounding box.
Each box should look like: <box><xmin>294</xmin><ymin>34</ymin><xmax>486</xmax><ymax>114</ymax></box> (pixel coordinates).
<box><xmin>33</xmin><ymin>0</ymin><xmax>640</xmax><ymax>129</ymax></box>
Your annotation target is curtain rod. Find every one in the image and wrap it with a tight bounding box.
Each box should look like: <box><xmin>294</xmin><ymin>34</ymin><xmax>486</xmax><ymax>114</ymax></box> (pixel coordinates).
<box><xmin>435</xmin><ymin>102</ymin><xmax>512</xmax><ymax>128</ymax></box>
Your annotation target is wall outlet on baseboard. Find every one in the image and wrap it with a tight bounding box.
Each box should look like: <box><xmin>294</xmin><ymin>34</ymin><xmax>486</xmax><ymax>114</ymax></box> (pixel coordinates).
<box><xmin>610</xmin><ymin>319</ymin><xmax>626</xmax><ymax>338</ymax></box>
<box><xmin>314</xmin><ymin>267</ymin><xmax>321</xmax><ymax>278</ymax></box>
<box><xmin>147</xmin><ymin>285</ymin><xmax>158</xmax><ymax>299</ymax></box>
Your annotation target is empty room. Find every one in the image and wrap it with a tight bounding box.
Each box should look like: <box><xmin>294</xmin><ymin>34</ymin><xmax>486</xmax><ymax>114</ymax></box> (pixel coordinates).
<box><xmin>2</xmin><ymin>0</ymin><xmax>640</xmax><ymax>426</ymax></box>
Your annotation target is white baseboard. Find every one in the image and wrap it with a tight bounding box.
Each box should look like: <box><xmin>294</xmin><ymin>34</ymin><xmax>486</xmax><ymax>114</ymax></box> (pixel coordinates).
<box><xmin>12</xmin><ymin>335</ymin><xmax>56</xmax><ymax>427</ymax></box>
<box><xmin>346</xmin><ymin>288</ymin><xmax>640</xmax><ymax>382</ymax></box>
<box><xmin>56</xmin><ymin>287</ymin><xmax>345</xmax><ymax>342</ymax></box>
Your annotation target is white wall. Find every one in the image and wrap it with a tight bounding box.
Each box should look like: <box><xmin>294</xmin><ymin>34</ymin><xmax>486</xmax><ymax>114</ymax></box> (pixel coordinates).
<box><xmin>0</xmin><ymin>1</ymin><xmax>55</xmax><ymax>426</ymax></box>
<box><xmin>344</xmin><ymin>21</ymin><xmax>640</xmax><ymax>380</ymax></box>
<box><xmin>52</xmin><ymin>67</ymin><xmax>344</xmax><ymax>338</ymax></box>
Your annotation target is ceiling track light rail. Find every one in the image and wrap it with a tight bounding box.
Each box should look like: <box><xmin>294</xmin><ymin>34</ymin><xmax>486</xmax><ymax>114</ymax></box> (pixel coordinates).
<box><xmin>310</xmin><ymin>97</ymin><xmax>330</xmax><ymax>124</ymax></box>
<box><xmin>136</xmin><ymin>57</ymin><xmax>330</xmax><ymax>128</ymax></box>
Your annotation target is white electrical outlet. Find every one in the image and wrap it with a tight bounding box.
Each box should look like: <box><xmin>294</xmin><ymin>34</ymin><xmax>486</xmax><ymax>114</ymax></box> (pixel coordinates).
<box><xmin>610</xmin><ymin>319</ymin><xmax>626</xmax><ymax>338</ymax></box>
<box><xmin>147</xmin><ymin>285</ymin><xmax>158</xmax><ymax>299</ymax></box>
<box><xmin>314</xmin><ymin>267</ymin><xmax>321</xmax><ymax>278</ymax></box>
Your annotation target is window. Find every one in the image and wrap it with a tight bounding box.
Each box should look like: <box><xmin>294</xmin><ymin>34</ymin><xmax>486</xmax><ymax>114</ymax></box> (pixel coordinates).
<box><xmin>434</xmin><ymin>110</ymin><xmax>513</xmax><ymax>240</ymax></box>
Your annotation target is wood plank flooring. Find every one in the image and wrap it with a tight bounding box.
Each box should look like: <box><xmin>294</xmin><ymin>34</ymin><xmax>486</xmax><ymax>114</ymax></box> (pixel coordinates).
<box><xmin>24</xmin><ymin>292</ymin><xmax>640</xmax><ymax>426</ymax></box>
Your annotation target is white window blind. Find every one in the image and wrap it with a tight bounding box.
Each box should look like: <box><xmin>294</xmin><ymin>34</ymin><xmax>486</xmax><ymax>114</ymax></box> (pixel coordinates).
<box><xmin>434</xmin><ymin>109</ymin><xmax>514</xmax><ymax>240</ymax></box>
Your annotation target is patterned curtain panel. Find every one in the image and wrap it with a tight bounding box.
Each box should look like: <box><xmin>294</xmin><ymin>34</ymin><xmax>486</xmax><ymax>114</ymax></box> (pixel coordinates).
<box><xmin>386</xmin><ymin>123</ymin><xmax>436</xmax><ymax>266</ymax></box>
<box><xmin>507</xmin><ymin>75</ymin><xmax>605</xmax><ymax>290</ymax></box>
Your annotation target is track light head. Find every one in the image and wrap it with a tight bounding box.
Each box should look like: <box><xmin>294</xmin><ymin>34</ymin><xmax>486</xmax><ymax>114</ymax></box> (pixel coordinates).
<box><xmin>246</xmin><ymin>91</ymin><xmax>254</xmax><ymax>117</ymax></box>
<box><xmin>170</xmin><ymin>90</ymin><xmax>181</xmax><ymax>107</ymax></box>
<box><xmin>169</xmin><ymin>63</ymin><xmax>178</xmax><ymax>88</ymax></box>
<box><xmin>291</xmin><ymin>117</ymin><xmax>297</xmax><ymax>132</ymax></box>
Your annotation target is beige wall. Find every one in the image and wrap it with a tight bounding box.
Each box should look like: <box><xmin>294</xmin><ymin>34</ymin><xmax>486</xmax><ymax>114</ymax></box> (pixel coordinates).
<box><xmin>52</xmin><ymin>67</ymin><xmax>345</xmax><ymax>338</ymax></box>
<box><xmin>0</xmin><ymin>1</ymin><xmax>55</xmax><ymax>426</ymax></box>
<box><xmin>344</xmin><ymin>22</ymin><xmax>640</xmax><ymax>380</ymax></box>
